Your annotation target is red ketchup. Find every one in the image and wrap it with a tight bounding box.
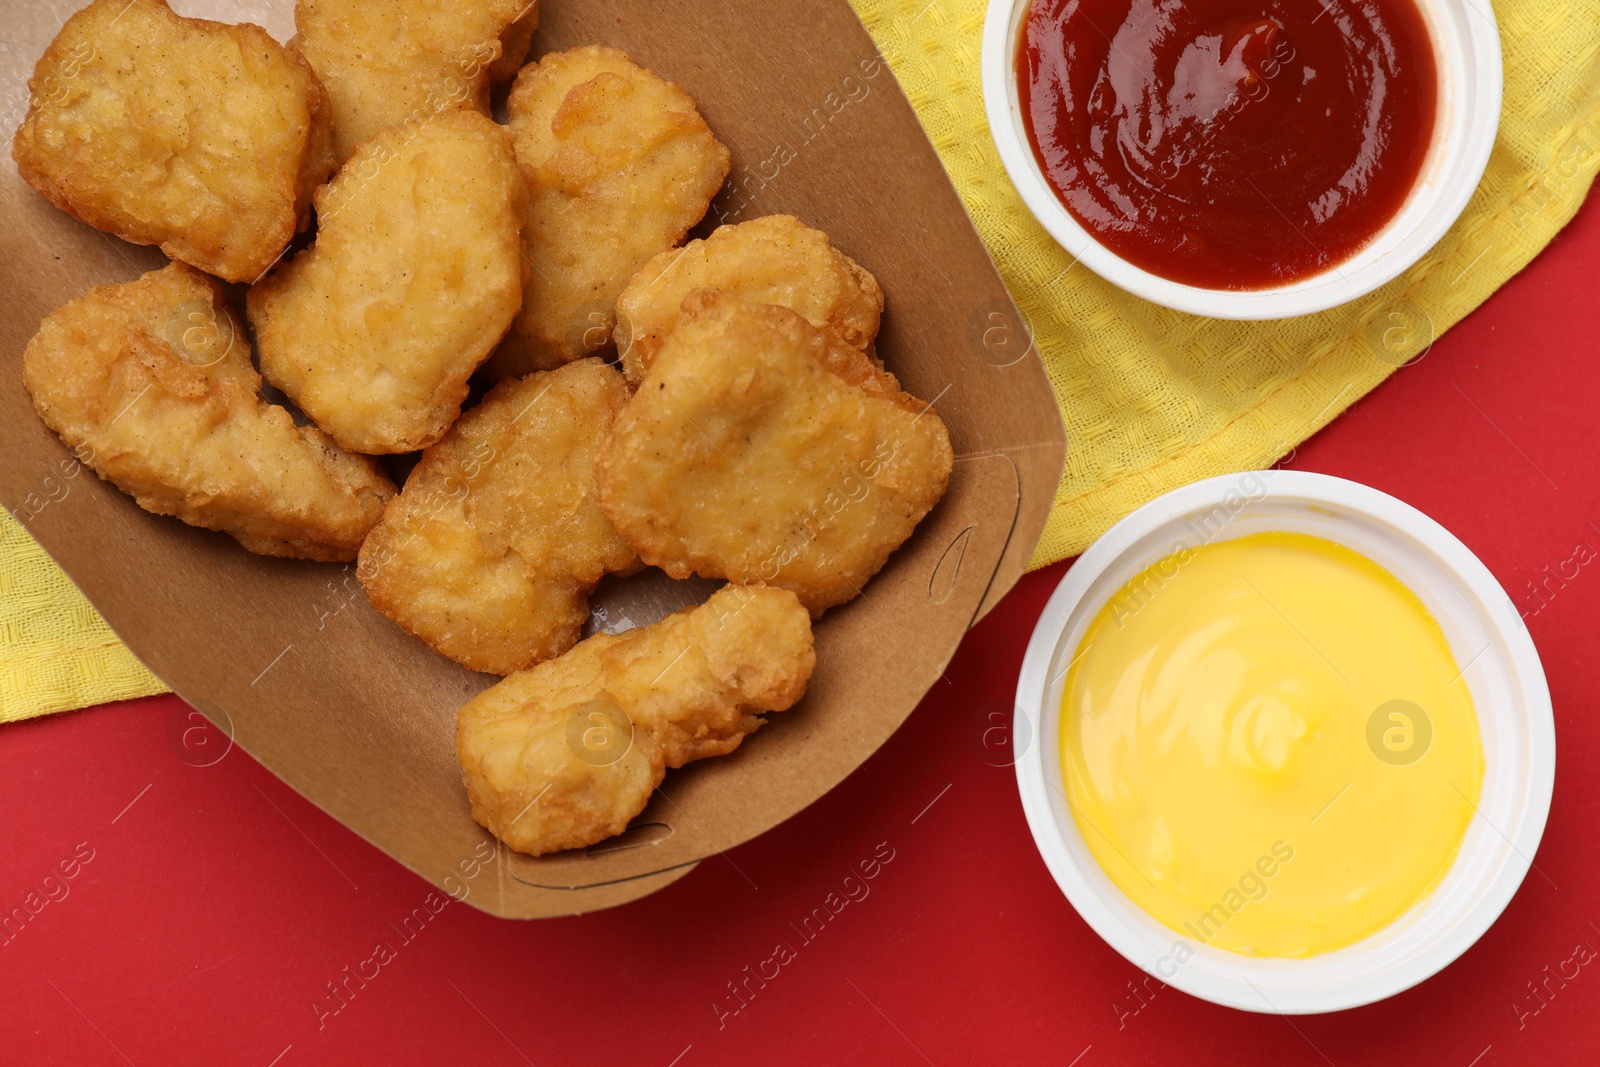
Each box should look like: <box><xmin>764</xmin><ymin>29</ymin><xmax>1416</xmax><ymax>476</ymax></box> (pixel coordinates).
<box><xmin>1017</xmin><ymin>0</ymin><xmax>1438</xmax><ymax>289</ymax></box>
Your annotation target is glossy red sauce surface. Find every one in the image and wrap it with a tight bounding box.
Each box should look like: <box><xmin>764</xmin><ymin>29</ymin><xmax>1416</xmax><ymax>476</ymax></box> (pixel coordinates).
<box><xmin>1018</xmin><ymin>0</ymin><xmax>1439</xmax><ymax>289</ymax></box>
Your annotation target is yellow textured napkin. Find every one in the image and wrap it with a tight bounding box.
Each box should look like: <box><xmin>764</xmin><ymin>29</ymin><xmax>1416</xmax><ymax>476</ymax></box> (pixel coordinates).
<box><xmin>853</xmin><ymin>0</ymin><xmax>1600</xmax><ymax>567</ymax></box>
<box><xmin>0</xmin><ymin>509</ymin><xmax>166</xmax><ymax>722</ymax></box>
<box><xmin>4</xmin><ymin>0</ymin><xmax>1599</xmax><ymax>721</ymax></box>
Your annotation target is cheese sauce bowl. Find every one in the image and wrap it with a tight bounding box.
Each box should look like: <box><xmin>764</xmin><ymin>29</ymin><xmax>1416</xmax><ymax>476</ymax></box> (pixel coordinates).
<box><xmin>1013</xmin><ymin>471</ymin><xmax>1555</xmax><ymax>1013</ymax></box>
<box><xmin>981</xmin><ymin>0</ymin><xmax>1503</xmax><ymax>318</ymax></box>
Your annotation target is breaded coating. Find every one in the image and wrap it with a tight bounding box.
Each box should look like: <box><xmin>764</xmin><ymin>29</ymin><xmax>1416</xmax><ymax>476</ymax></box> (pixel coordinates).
<box><xmin>597</xmin><ymin>294</ymin><xmax>954</xmax><ymax>616</ymax></box>
<box><xmin>358</xmin><ymin>360</ymin><xmax>640</xmax><ymax>675</ymax></box>
<box><xmin>292</xmin><ymin>0</ymin><xmax>540</xmax><ymax>163</ymax></box>
<box><xmin>248</xmin><ymin>110</ymin><xmax>526</xmax><ymax>455</ymax></box>
<box><xmin>11</xmin><ymin>0</ymin><xmax>336</xmax><ymax>284</ymax></box>
<box><xmin>456</xmin><ymin>585</ymin><xmax>815</xmax><ymax>856</ymax></box>
<box><xmin>22</xmin><ymin>264</ymin><xmax>395</xmax><ymax>561</ymax></box>
<box><xmin>616</xmin><ymin>215</ymin><xmax>885</xmax><ymax>385</ymax></box>
<box><xmin>488</xmin><ymin>46</ymin><xmax>731</xmax><ymax>378</ymax></box>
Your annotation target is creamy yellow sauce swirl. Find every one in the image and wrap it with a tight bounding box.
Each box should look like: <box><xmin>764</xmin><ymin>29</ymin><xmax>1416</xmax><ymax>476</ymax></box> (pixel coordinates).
<box><xmin>1061</xmin><ymin>532</ymin><xmax>1484</xmax><ymax>957</ymax></box>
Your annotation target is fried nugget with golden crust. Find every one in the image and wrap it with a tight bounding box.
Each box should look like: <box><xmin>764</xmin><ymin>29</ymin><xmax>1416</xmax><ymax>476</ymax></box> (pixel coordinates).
<box><xmin>597</xmin><ymin>294</ymin><xmax>954</xmax><ymax>616</ymax></box>
<box><xmin>487</xmin><ymin>46</ymin><xmax>731</xmax><ymax>378</ymax></box>
<box><xmin>22</xmin><ymin>264</ymin><xmax>395</xmax><ymax>561</ymax></box>
<box><xmin>616</xmin><ymin>215</ymin><xmax>885</xmax><ymax>386</ymax></box>
<box><xmin>248</xmin><ymin>110</ymin><xmax>525</xmax><ymax>455</ymax></box>
<box><xmin>292</xmin><ymin>0</ymin><xmax>539</xmax><ymax>164</ymax></box>
<box><xmin>11</xmin><ymin>0</ymin><xmax>336</xmax><ymax>284</ymax></box>
<box><xmin>358</xmin><ymin>359</ymin><xmax>639</xmax><ymax>675</ymax></box>
<box><xmin>456</xmin><ymin>585</ymin><xmax>814</xmax><ymax>856</ymax></box>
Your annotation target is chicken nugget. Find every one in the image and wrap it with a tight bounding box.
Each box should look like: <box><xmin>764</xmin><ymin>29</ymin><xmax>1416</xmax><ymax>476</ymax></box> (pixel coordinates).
<box><xmin>248</xmin><ymin>110</ymin><xmax>526</xmax><ymax>455</ymax></box>
<box><xmin>11</xmin><ymin>0</ymin><xmax>336</xmax><ymax>284</ymax></box>
<box><xmin>487</xmin><ymin>46</ymin><xmax>731</xmax><ymax>378</ymax></box>
<box><xmin>358</xmin><ymin>359</ymin><xmax>640</xmax><ymax>675</ymax></box>
<box><xmin>596</xmin><ymin>294</ymin><xmax>954</xmax><ymax>616</ymax></box>
<box><xmin>292</xmin><ymin>0</ymin><xmax>540</xmax><ymax>164</ymax></box>
<box><xmin>456</xmin><ymin>585</ymin><xmax>814</xmax><ymax>856</ymax></box>
<box><xmin>616</xmin><ymin>215</ymin><xmax>885</xmax><ymax>386</ymax></box>
<box><xmin>22</xmin><ymin>264</ymin><xmax>395</xmax><ymax>561</ymax></box>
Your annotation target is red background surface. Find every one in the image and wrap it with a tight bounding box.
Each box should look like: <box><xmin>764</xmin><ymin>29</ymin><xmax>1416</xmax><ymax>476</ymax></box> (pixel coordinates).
<box><xmin>5</xmin><ymin>200</ymin><xmax>1599</xmax><ymax>1065</ymax></box>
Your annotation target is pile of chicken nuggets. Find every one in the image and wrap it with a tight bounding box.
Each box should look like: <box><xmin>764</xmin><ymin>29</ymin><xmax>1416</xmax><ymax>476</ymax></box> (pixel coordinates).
<box><xmin>13</xmin><ymin>0</ymin><xmax>954</xmax><ymax>857</ymax></box>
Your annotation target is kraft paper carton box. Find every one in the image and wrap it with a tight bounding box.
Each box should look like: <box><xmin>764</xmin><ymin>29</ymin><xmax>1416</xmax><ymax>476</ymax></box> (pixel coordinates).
<box><xmin>0</xmin><ymin>0</ymin><xmax>1065</xmax><ymax>916</ymax></box>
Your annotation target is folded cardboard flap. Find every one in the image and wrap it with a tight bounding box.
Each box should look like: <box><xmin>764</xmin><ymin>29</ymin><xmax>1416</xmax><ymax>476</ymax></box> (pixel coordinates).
<box><xmin>0</xmin><ymin>0</ymin><xmax>1066</xmax><ymax>918</ymax></box>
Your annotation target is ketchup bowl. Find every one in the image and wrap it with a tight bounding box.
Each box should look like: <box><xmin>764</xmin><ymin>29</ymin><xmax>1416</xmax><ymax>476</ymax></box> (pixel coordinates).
<box><xmin>1012</xmin><ymin>471</ymin><xmax>1555</xmax><ymax>1012</ymax></box>
<box><xmin>982</xmin><ymin>0</ymin><xmax>1503</xmax><ymax>318</ymax></box>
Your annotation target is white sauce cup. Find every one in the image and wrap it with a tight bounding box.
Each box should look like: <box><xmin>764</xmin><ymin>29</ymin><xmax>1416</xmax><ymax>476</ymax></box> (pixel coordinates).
<box><xmin>1013</xmin><ymin>471</ymin><xmax>1555</xmax><ymax>1012</ymax></box>
<box><xmin>981</xmin><ymin>0</ymin><xmax>1504</xmax><ymax>317</ymax></box>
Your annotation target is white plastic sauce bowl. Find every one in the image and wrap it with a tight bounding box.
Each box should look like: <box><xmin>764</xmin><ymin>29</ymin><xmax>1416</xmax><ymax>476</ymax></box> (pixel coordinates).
<box><xmin>1013</xmin><ymin>471</ymin><xmax>1555</xmax><ymax>1013</ymax></box>
<box><xmin>981</xmin><ymin>0</ymin><xmax>1504</xmax><ymax>318</ymax></box>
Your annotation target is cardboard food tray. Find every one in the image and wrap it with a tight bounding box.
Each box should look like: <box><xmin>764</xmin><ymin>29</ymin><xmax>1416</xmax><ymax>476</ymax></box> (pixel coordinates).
<box><xmin>0</xmin><ymin>0</ymin><xmax>1066</xmax><ymax>917</ymax></box>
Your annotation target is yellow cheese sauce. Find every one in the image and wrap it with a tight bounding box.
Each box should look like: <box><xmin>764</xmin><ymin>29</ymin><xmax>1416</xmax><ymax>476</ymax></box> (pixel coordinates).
<box><xmin>1061</xmin><ymin>531</ymin><xmax>1484</xmax><ymax>957</ymax></box>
